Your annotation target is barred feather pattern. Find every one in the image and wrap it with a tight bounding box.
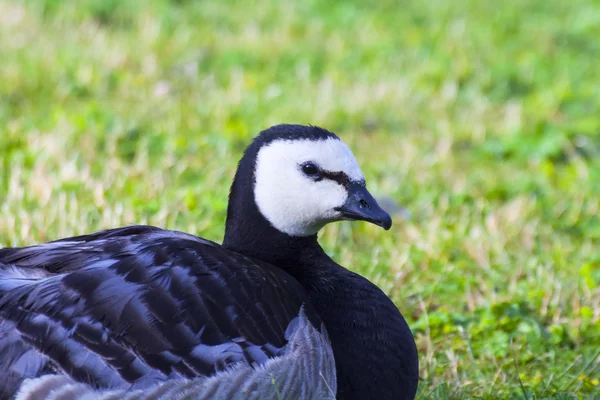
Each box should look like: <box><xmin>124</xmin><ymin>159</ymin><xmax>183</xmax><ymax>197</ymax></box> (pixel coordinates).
<box><xmin>0</xmin><ymin>226</ymin><xmax>334</xmax><ymax>400</ymax></box>
<box><xmin>15</xmin><ymin>310</ymin><xmax>336</xmax><ymax>400</ymax></box>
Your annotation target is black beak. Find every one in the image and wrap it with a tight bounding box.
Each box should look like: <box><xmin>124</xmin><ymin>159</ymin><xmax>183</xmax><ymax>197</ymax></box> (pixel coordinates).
<box><xmin>335</xmin><ymin>183</ymin><xmax>392</xmax><ymax>230</ymax></box>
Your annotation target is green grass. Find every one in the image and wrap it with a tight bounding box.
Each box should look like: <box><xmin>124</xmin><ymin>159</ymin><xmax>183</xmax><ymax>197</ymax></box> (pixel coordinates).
<box><xmin>1</xmin><ymin>0</ymin><xmax>599</xmax><ymax>398</ymax></box>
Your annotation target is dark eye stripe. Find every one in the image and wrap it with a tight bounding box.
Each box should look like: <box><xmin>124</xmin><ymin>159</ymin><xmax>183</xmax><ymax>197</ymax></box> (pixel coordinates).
<box><xmin>321</xmin><ymin>170</ymin><xmax>351</xmax><ymax>188</ymax></box>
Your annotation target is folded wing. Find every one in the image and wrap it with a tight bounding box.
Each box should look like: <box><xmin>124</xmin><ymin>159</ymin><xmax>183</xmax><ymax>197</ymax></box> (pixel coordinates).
<box><xmin>0</xmin><ymin>226</ymin><xmax>332</xmax><ymax>399</ymax></box>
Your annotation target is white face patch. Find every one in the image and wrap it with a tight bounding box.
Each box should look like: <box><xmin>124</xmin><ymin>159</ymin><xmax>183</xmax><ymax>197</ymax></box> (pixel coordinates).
<box><xmin>254</xmin><ymin>138</ymin><xmax>365</xmax><ymax>236</ymax></box>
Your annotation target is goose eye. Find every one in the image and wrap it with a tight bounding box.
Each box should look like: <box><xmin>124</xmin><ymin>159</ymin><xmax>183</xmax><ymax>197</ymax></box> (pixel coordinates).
<box><xmin>301</xmin><ymin>162</ymin><xmax>321</xmax><ymax>178</ymax></box>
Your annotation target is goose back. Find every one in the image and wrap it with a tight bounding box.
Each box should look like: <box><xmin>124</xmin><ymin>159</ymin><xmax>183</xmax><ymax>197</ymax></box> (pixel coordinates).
<box><xmin>0</xmin><ymin>226</ymin><xmax>336</xmax><ymax>399</ymax></box>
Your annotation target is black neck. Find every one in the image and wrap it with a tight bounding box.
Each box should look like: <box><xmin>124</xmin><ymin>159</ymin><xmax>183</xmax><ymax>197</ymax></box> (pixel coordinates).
<box><xmin>223</xmin><ymin>206</ymin><xmax>419</xmax><ymax>399</ymax></box>
<box><xmin>222</xmin><ymin>128</ymin><xmax>326</xmax><ymax>271</ymax></box>
<box><xmin>223</xmin><ymin>124</ymin><xmax>340</xmax><ymax>267</ymax></box>
<box><xmin>222</xmin><ymin>188</ymin><xmax>322</xmax><ymax>271</ymax></box>
<box><xmin>222</xmin><ymin>157</ymin><xmax>322</xmax><ymax>270</ymax></box>
<box><xmin>222</xmin><ymin>183</ymin><xmax>419</xmax><ymax>400</ymax></box>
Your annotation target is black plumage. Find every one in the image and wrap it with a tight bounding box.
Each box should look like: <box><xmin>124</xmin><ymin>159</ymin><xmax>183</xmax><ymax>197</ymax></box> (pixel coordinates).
<box><xmin>0</xmin><ymin>227</ymin><xmax>323</xmax><ymax>397</ymax></box>
<box><xmin>0</xmin><ymin>124</ymin><xmax>418</xmax><ymax>400</ymax></box>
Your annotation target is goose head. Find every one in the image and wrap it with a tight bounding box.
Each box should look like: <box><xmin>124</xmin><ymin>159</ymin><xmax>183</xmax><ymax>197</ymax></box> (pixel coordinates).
<box><xmin>224</xmin><ymin>124</ymin><xmax>392</xmax><ymax>247</ymax></box>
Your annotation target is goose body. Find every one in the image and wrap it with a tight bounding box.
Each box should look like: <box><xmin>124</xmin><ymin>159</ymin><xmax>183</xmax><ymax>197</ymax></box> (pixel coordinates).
<box><xmin>0</xmin><ymin>125</ymin><xmax>418</xmax><ymax>399</ymax></box>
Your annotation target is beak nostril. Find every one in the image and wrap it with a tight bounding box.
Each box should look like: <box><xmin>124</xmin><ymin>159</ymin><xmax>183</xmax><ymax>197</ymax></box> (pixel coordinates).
<box><xmin>359</xmin><ymin>199</ymin><xmax>370</xmax><ymax>209</ymax></box>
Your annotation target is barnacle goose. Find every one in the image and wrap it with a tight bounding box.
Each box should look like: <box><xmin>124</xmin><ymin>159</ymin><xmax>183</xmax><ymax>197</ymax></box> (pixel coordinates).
<box><xmin>0</xmin><ymin>124</ymin><xmax>419</xmax><ymax>400</ymax></box>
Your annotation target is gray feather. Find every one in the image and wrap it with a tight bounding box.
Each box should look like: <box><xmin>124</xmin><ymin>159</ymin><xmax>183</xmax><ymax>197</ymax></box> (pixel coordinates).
<box><xmin>15</xmin><ymin>309</ymin><xmax>336</xmax><ymax>400</ymax></box>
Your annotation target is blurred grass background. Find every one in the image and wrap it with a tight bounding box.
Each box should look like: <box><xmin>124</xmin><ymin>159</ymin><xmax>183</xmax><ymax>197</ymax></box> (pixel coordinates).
<box><xmin>1</xmin><ymin>0</ymin><xmax>599</xmax><ymax>398</ymax></box>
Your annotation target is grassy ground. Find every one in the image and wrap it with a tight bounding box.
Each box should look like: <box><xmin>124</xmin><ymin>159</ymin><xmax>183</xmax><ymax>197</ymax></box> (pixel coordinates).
<box><xmin>1</xmin><ymin>0</ymin><xmax>599</xmax><ymax>398</ymax></box>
